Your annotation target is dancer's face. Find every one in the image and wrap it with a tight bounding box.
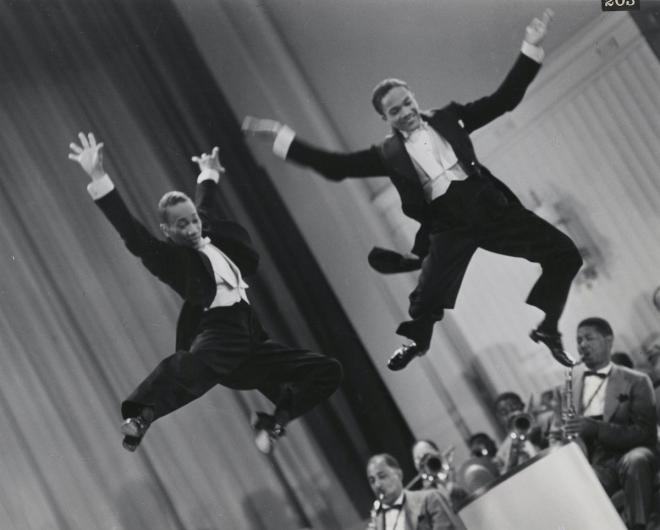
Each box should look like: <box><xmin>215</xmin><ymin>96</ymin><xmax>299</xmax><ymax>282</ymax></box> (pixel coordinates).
<box><xmin>380</xmin><ymin>86</ymin><xmax>422</xmax><ymax>134</ymax></box>
<box><xmin>577</xmin><ymin>325</ymin><xmax>612</xmax><ymax>370</ymax></box>
<box><xmin>160</xmin><ymin>199</ymin><xmax>203</xmax><ymax>248</ymax></box>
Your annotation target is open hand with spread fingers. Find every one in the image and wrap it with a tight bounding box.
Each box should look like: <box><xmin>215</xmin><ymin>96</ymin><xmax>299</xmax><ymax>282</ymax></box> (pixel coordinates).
<box><xmin>191</xmin><ymin>146</ymin><xmax>225</xmax><ymax>174</ymax></box>
<box><xmin>68</xmin><ymin>131</ymin><xmax>106</xmax><ymax>181</ymax></box>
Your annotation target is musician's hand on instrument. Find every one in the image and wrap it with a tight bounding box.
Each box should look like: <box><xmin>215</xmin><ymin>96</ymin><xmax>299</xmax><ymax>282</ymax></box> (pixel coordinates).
<box><xmin>564</xmin><ymin>416</ymin><xmax>599</xmax><ymax>439</ymax></box>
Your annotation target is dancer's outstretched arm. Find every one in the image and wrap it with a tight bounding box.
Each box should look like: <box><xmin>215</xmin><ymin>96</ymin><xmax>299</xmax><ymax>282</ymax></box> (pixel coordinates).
<box><xmin>242</xmin><ymin>116</ymin><xmax>386</xmax><ymax>180</ymax></box>
<box><xmin>68</xmin><ymin>132</ymin><xmax>168</xmax><ymax>262</ymax></box>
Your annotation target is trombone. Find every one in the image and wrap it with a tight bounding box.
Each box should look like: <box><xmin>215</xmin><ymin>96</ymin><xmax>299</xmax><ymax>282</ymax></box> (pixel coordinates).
<box><xmin>406</xmin><ymin>446</ymin><xmax>455</xmax><ymax>489</ymax></box>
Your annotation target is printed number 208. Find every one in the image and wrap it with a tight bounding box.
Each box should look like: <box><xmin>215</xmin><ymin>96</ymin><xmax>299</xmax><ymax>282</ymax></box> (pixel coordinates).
<box><xmin>602</xmin><ymin>0</ymin><xmax>639</xmax><ymax>9</ymax></box>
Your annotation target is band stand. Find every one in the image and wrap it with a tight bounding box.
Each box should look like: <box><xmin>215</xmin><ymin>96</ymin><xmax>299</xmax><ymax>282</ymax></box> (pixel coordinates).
<box><xmin>457</xmin><ymin>442</ymin><xmax>626</xmax><ymax>530</ymax></box>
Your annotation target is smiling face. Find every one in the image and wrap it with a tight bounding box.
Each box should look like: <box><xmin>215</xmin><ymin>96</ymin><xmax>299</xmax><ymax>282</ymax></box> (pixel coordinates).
<box><xmin>160</xmin><ymin>199</ymin><xmax>203</xmax><ymax>248</ymax></box>
<box><xmin>379</xmin><ymin>86</ymin><xmax>422</xmax><ymax>133</ymax></box>
<box><xmin>577</xmin><ymin>325</ymin><xmax>613</xmax><ymax>370</ymax></box>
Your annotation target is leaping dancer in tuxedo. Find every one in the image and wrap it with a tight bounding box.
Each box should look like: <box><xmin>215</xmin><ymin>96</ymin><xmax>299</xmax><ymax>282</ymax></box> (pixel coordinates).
<box><xmin>68</xmin><ymin>132</ymin><xmax>342</xmax><ymax>453</ymax></box>
<box><xmin>244</xmin><ymin>9</ymin><xmax>581</xmax><ymax>370</ymax></box>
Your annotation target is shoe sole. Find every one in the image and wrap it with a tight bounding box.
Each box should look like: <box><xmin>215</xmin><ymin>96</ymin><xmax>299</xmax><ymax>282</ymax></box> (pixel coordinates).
<box><xmin>121</xmin><ymin>421</ymin><xmax>141</xmax><ymax>437</ymax></box>
<box><xmin>387</xmin><ymin>350</ymin><xmax>427</xmax><ymax>371</ymax></box>
<box><xmin>529</xmin><ymin>330</ymin><xmax>577</xmax><ymax>367</ymax></box>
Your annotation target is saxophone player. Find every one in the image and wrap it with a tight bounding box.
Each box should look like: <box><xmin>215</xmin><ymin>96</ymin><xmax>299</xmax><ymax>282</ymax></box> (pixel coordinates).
<box><xmin>366</xmin><ymin>454</ymin><xmax>464</xmax><ymax>530</ymax></box>
<box><xmin>561</xmin><ymin>318</ymin><xmax>657</xmax><ymax>530</ymax></box>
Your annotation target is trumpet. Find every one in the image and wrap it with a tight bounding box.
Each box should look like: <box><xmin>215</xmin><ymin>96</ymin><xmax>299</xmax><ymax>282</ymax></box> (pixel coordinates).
<box><xmin>507</xmin><ymin>412</ymin><xmax>534</xmax><ymax>439</ymax></box>
<box><xmin>504</xmin><ymin>411</ymin><xmax>535</xmax><ymax>472</ymax></box>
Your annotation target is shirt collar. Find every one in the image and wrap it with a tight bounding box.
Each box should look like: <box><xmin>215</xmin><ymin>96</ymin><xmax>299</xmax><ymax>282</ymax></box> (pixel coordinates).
<box><xmin>194</xmin><ymin>236</ymin><xmax>211</xmax><ymax>250</ymax></box>
<box><xmin>400</xmin><ymin>120</ymin><xmax>428</xmax><ymax>140</ymax></box>
<box><xmin>586</xmin><ymin>362</ymin><xmax>613</xmax><ymax>376</ymax></box>
<box><xmin>382</xmin><ymin>492</ymin><xmax>405</xmax><ymax>510</ymax></box>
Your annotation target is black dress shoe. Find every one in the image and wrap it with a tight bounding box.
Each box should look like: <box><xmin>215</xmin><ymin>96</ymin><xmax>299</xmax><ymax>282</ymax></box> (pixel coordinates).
<box><xmin>368</xmin><ymin>247</ymin><xmax>422</xmax><ymax>274</ymax></box>
<box><xmin>120</xmin><ymin>416</ymin><xmax>151</xmax><ymax>452</ymax></box>
<box><xmin>122</xmin><ymin>435</ymin><xmax>142</xmax><ymax>452</ymax></box>
<box><xmin>252</xmin><ymin>412</ymin><xmax>286</xmax><ymax>455</ymax></box>
<box><xmin>387</xmin><ymin>342</ymin><xmax>428</xmax><ymax>371</ymax></box>
<box><xmin>529</xmin><ymin>329</ymin><xmax>577</xmax><ymax>367</ymax></box>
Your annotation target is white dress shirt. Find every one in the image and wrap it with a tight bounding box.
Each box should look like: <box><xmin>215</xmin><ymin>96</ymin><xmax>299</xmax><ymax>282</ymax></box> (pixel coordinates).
<box><xmin>402</xmin><ymin>122</ymin><xmax>466</xmax><ymax>201</ymax></box>
<box><xmin>582</xmin><ymin>363</ymin><xmax>613</xmax><ymax>417</ymax></box>
<box><xmin>196</xmin><ymin>237</ymin><xmax>249</xmax><ymax>307</ymax></box>
<box><xmin>381</xmin><ymin>492</ymin><xmax>406</xmax><ymax>530</ymax></box>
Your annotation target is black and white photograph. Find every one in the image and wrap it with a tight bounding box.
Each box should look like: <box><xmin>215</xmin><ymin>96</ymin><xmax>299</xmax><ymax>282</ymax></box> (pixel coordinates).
<box><xmin>2</xmin><ymin>0</ymin><xmax>660</xmax><ymax>528</ymax></box>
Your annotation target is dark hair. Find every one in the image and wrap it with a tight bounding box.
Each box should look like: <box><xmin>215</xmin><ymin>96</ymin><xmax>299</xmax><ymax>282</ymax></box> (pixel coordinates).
<box><xmin>413</xmin><ymin>439</ymin><xmax>439</xmax><ymax>452</ymax></box>
<box><xmin>371</xmin><ymin>78</ymin><xmax>409</xmax><ymax>115</ymax></box>
<box><xmin>367</xmin><ymin>453</ymin><xmax>401</xmax><ymax>471</ymax></box>
<box><xmin>468</xmin><ymin>432</ymin><xmax>497</xmax><ymax>456</ymax></box>
<box><xmin>494</xmin><ymin>392</ymin><xmax>523</xmax><ymax>408</ymax></box>
<box><xmin>578</xmin><ymin>317</ymin><xmax>613</xmax><ymax>338</ymax></box>
<box><xmin>611</xmin><ymin>351</ymin><xmax>633</xmax><ymax>369</ymax></box>
<box><xmin>158</xmin><ymin>191</ymin><xmax>192</xmax><ymax>223</ymax></box>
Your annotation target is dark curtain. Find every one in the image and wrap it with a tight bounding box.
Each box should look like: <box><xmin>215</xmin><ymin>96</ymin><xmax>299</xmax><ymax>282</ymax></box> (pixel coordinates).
<box><xmin>0</xmin><ymin>0</ymin><xmax>414</xmax><ymax>527</ymax></box>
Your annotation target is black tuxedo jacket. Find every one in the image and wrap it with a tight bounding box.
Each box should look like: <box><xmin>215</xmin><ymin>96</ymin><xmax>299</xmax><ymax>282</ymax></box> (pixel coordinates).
<box><xmin>285</xmin><ymin>53</ymin><xmax>541</xmax><ymax>258</ymax></box>
<box><xmin>95</xmin><ymin>179</ymin><xmax>260</xmax><ymax>351</ymax></box>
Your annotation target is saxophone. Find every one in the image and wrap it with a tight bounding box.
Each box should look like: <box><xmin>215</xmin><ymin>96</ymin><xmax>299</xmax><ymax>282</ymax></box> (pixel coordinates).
<box><xmin>367</xmin><ymin>494</ymin><xmax>384</xmax><ymax>530</ymax></box>
<box><xmin>560</xmin><ymin>362</ymin><xmax>584</xmax><ymax>445</ymax></box>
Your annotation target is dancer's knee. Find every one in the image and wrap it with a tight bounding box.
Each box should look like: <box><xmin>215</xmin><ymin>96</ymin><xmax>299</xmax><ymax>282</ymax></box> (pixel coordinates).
<box><xmin>564</xmin><ymin>245</ymin><xmax>583</xmax><ymax>273</ymax></box>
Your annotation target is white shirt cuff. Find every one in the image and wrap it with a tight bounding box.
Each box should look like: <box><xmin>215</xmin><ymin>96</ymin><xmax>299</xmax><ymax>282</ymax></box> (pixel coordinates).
<box><xmin>197</xmin><ymin>168</ymin><xmax>221</xmax><ymax>184</ymax></box>
<box><xmin>273</xmin><ymin>125</ymin><xmax>296</xmax><ymax>159</ymax></box>
<box><xmin>521</xmin><ymin>41</ymin><xmax>544</xmax><ymax>63</ymax></box>
<box><xmin>87</xmin><ymin>174</ymin><xmax>115</xmax><ymax>200</ymax></box>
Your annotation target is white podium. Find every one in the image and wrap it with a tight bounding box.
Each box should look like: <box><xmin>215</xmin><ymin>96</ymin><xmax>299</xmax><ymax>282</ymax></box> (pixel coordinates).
<box><xmin>457</xmin><ymin>442</ymin><xmax>626</xmax><ymax>530</ymax></box>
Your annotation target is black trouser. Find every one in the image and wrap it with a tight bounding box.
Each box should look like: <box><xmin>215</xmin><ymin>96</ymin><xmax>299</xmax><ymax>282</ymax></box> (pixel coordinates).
<box><xmin>397</xmin><ymin>178</ymin><xmax>583</xmax><ymax>348</ymax></box>
<box><xmin>121</xmin><ymin>301</ymin><xmax>343</xmax><ymax>427</ymax></box>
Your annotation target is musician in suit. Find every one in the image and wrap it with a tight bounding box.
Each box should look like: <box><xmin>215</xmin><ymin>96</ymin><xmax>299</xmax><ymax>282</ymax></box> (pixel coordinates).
<box><xmin>243</xmin><ymin>9</ymin><xmax>581</xmax><ymax>370</ymax></box>
<box><xmin>68</xmin><ymin>132</ymin><xmax>342</xmax><ymax>454</ymax></box>
<box><xmin>564</xmin><ymin>317</ymin><xmax>657</xmax><ymax>530</ymax></box>
<box><xmin>642</xmin><ymin>332</ymin><xmax>660</xmax><ymax>427</ymax></box>
<box><xmin>366</xmin><ymin>453</ymin><xmax>465</xmax><ymax>530</ymax></box>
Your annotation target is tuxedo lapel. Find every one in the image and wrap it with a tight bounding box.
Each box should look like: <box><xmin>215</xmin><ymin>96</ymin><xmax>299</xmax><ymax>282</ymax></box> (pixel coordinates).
<box><xmin>403</xmin><ymin>491</ymin><xmax>422</xmax><ymax>530</ymax></box>
<box><xmin>197</xmin><ymin>249</ymin><xmax>216</xmax><ymax>283</ymax></box>
<box><xmin>604</xmin><ymin>365</ymin><xmax>625</xmax><ymax>421</ymax></box>
<box><xmin>427</xmin><ymin>114</ymin><xmax>462</xmax><ymax>154</ymax></box>
<box><xmin>381</xmin><ymin>132</ymin><xmax>419</xmax><ymax>184</ymax></box>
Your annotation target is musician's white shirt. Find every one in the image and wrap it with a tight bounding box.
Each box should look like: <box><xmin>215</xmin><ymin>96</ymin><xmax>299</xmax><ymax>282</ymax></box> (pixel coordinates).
<box><xmin>582</xmin><ymin>363</ymin><xmax>613</xmax><ymax>417</ymax></box>
<box><xmin>381</xmin><ymin>492</ymin><xmax>406</xmax><ymax>530</ymax></box>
